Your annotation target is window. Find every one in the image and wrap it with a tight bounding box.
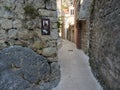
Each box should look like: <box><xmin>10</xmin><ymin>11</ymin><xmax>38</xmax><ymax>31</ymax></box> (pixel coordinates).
<box><xmin>70</xmin><ymin>9</ymin><xmax>74</xmax><ymax>15</ymax></box>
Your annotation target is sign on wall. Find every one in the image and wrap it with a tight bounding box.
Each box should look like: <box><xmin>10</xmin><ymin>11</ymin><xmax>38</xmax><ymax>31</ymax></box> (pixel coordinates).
<box><xmin>41</xmin><ymin>19</ymin><xmax>50</xmax><ymax>35</ymax></box>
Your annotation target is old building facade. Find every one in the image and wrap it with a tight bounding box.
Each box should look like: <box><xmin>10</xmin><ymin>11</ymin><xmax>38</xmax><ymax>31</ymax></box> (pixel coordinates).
<box><xmin>0</xmin><ymin>0</ymin><xmax>59</xmax><ymax>61</ymax></box>
<box><xmin>0</xmin><ymin>0</ymin><xmax>61</xmax><ymax>89</ymax></box>
<box><xmin>74</xmin><ymin>0</ymin><xmax>92</xmax><ymax>54</ymax></box>
<box><xmin>59</xmin><ymin>0</ymin><xmax>75</xmax><ymax>41</ymax></box>
<box><xmin>75</xmin><ymin>0</ymin><xmax>120</xmax><ymax>90</ymax></box>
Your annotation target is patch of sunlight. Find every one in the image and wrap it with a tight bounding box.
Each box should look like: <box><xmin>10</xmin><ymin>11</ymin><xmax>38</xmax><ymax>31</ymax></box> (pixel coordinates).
<box><xmin>80</xmin><ymin>0</ymin><xmax>83</xmax><ymax>4</ymax></box>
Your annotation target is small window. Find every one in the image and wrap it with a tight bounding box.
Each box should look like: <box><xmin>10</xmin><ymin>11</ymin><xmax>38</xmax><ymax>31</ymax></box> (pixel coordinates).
<box><xmin>70</xmin><ymin>9</ymin><xmax>74</xmax><ymax>15</ymax></box>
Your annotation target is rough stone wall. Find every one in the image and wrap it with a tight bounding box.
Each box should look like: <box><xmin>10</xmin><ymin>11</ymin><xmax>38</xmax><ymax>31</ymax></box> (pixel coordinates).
<box><xmin>79</xmin><ymin>0</ymin><xmax>93</xmax><ymax>20</ymax></box>
<box><xmin>80</xmin><ymin>20</ymin><xmax>88</xmax><ymax>54</ymax></box>
<box><xmin>0</xmin><ymin>0</ymin><xmax>58</xmax><ymax>61</ymax></box>
<box><xmin>74</xmin><ymin>0</ymin><xmax>80</xmax><ymax>44</ymax></box>
<box><xmin>0</xmin><ymin>46</ymin><xmax>60</xmax><ymax>90</ymax></box>
<box><xmin>89</xmin><ymin>0</ymin><xmax>120</xmax><ymax>90</ymax></box>
<box><xmin>74</xmin><ymin>0</ymin><xmax>91</xmax><ymax>54</ymax></box>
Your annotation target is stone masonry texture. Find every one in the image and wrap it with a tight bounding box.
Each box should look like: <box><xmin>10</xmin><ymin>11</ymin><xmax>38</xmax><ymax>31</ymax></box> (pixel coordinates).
<box><xmin>75</xmin><ymin>0</ymin><xmax>120</xmax><ymax>89</ymax></box>
<box><xmin>89</xmin><ymin>0</ymin><xmax>120</xmax><ymax>90</ymax></box>
<box><xmin>0</xmin><ymin>0</ymin><xmax>59</xmax><ymax>61</ymax></box>
<box><xmin>0</xmin><ymin>0</ymin><xmax>60</xmax><ymax>89</ymax></box>
<box><xmin>74</xmin><ymin>0</ymin><xmax>92</xmax><ymax>54</ymax></box>
<box><xmin>0</xmin><ymin>46</ymin><xmax>60</xmax><ymax>90</ymax></box>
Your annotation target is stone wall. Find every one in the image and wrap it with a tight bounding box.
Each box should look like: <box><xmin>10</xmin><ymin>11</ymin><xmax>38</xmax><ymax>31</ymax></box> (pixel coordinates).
<box><xmin>89</xmin><ymin>0</ymin><xmax>120</xmax><ymax>90</ymax></box>
<box><xmin>75</xmin><ymin>0</ymin><xmax>120</xmax><ymax>89</ymax></box>
<box><xmin>0</xmin><ymin>46</ymin><xmax>60</xmax><ymax>90</ymax></box>
<box><xmin>80</xmin><ymin>20</ymin><xmax>89</xmax><ymax>54</ymax></box>
<box><xmin>74</xmin><ymin>0</ymin><xmax>81</xmax><ymax>47</ymax></box>
<box><xmin>0</xmin><ymin>0</ymin><xmax>58</xmax><ymax>61</ymax></box>
<box><xmin>74</xmin><ymin>0</ymin><xmax>91</xmax><ymax>54</ymax></box>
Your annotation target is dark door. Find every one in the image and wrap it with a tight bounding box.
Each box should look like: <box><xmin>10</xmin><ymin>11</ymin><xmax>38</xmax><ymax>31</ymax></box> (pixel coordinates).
<box><xmin>76</xmin><ymin>20</ymin><xmax>82</xmax><ymax>49</ymax></box>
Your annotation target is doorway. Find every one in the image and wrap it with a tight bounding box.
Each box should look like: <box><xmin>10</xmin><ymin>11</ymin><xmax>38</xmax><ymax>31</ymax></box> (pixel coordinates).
<box><xmin>76</xmin><ymin>20</ymin><xmax>87</xmax><ymax>50</ymax></box>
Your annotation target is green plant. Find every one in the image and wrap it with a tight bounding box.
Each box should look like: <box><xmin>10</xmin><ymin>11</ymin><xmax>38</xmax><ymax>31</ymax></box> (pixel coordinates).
<box><xmin>61</xmin><ymin>5</ymin><xmax>68</xmax><ymax>9</ymax></box>
<box><xmin>57</xmin><ymin>17</ymin><xmax>63</xmax><ymax>28</ymax></box>
<box><xmin>24</xmin><ymin>5</ymin><xmax>39</xmax><ymax>19</ymax></box>
<box><xmin>57</xmin><ymin>21</ymin><xmax>61</xmax><ymax>28</ymax></box>
<box><xmin>4</xmin><ymin>6</ymin><xmax>11</xmax><ymax>11</ymax></box>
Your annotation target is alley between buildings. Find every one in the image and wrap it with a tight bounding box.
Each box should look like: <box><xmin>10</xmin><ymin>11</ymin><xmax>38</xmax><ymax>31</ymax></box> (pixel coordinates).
<box><xmin>53</xmin><ymin>40</ymin><xmax>103</xmax><ymax>90</ymax></box>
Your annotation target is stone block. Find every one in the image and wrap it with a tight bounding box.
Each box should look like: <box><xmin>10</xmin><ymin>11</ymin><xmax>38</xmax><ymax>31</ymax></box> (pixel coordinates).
<box><xmin>50</xmin><ymin>17</ymin><xmax>58</xmax><ymax>23</ymax></box>
<box><xmin>0</xmin><ymin>0</ymin><xmax>59</xmax><ymax>60</ymax></box>
<box><xmin>51</xmin><ymin>23</ymin><xmax>58</xmax><ymax>29</ymax></box>
<box><xmin>46</xmin><ymin>0</ymin><xmax>57</xmax><ymax>10</ymax></box>
<box><xmin>13</xmin><ymin>20</ymin><xmax>22</xmax><ymax>28</ymax></box>
<box><xmin>32</xmin><ymin>41</ymin><xmax>44</xmax><ymax>50</ymax></box>
<box><xmin>1</xmin><ymin>19</ymin><xmax>12</xmax><ymax>29</ymax></box>
<box><xmin>33</xmin><ymin>0</ymin><xmax>45</xmax><ymax>9</ymax></box>
<box><xmin>8</xmin><ymin>29</ymin><xmax>18</xmax><ymax>39</ymax></box>
<box><xmin>17</xmin><ymin>30</ymin><xmax>29</xmax><ymax>40</ymax></box>
<box><xmin>51</xmin><ymin>29</ymin><xmax>59</xmax><ymax>39</ymax></box>
<box><xmin>42</xmin><ymin>47</ymin><xmax>57</xmax><ymax>57</ymax></box>
<box><xmin>0</xmin><ymin>46</ymin><xmax>60</xmax><ymax>90</ymax></box>
<box><xmin>38</xmin><ymin>9</ymin><xmax>57</xmax><ymax>17</ymax></box>
<box><xmin>0</xmin><ymin>29</ymin><xmax>6</xmax><ymax>40</ymax></box>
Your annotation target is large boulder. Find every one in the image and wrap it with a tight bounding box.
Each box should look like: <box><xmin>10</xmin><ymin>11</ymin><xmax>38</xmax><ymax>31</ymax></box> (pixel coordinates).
<box><xmin>0</xmin><ymin>46</ymin><xmax>60</xmax><ymax>90</ymax></box>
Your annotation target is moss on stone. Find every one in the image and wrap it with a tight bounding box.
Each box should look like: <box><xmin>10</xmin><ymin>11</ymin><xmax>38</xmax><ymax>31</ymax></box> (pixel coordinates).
<box><xmin>24</xmin><ymin>5</ymin><xmax>39</xmax><ymax>19</ymax></box>
<box><xmin>4</xmin><ymin>6</ymin><xmax>11</xmax><ymax>11</ymax></box>
<box><xmin>45</xmin><ymin>0</ymin><xmax>50</xmax><ymax>2</ymax></box>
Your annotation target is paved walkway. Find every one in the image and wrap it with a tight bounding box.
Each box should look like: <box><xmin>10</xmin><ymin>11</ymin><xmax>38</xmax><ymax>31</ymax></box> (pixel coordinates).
<box><xmin>53</xmin><ymin>40</ymin><xmax>103</xmax><ymax>90</ymax></box>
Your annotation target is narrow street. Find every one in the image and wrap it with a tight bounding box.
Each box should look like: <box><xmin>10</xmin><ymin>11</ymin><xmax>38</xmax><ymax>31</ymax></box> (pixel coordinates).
<box><xmin>53</xmin><ymin>40</ymin><xmax>103</xmax><ymax>90</ymax></box>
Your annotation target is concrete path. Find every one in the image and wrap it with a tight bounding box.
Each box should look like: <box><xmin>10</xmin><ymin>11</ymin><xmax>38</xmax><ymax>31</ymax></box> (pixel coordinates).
<box><xmin>53</xmin><ymin>40</ymin><xmax>103</xmax><ymax>90</ymax></box>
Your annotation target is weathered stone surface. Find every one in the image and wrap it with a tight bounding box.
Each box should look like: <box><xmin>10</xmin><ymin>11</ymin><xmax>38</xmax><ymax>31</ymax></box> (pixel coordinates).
<box><xmin>17</xmin><ymin>30</ymin><xmax>30</xmax><ymax>40</ymax></box>
<box><xmin>49</xmin><ymin>17</ymin><xmax>58</xmax><ymax>23</ymax></box>
<box><xmin>33</xmin><ymin>0</ymin><xmax>45</xmax><ymax>9</ymax></box>
<box><xmin>46</xmin><ymin>0</ymin><xmax>57</xmax><ymax>10</ymax></box>
<box><xmin>38</xmin><ymin>9</ymin><xmax>57</xmax><ymax>17</ymax></box>
<box><xmin>50</xmin><ymin>62</ymin><xmax>61</xmax><ymax>87</ymax></box>
<box><xmin>48</xmin><ymin>40</ymin><xmax>57</xmax><ymax>47</ymax></box>
<box><xmin>48</xmin><ymin>57</ymin><xmax>58</xmax><ymax>62</ymax></box>
<box><xmin>0</xmin><ymin>6</ymin><xmax>5</xmax><ymax>17</ymax></box>
<box><xmin>32</xmin><ymin>41</ymin><xmax>44</xmax><ymax>50</ymax></box>
<box><xmin>51</xmin><ymin>23</ymin><xmax>58</xmax><ymax>29</ymax></box>
<box><xmin>8</xmin><ymin>29</ymin><xmax>18</xmax><ymax>39</ymax></box>
<box><xmin>36</xmin><ymin>49</ymin><xmax>43</xmax><ymax>55</ymax></box>
<box><xmin>75</xmin><ymin>0</ymin><xmax>120</xmax><ymax>90</ymax></box>
<box><xmin>0</xmin><ymin>41</ymin><xmax>7</xmax><ymax>49</ymax></box>
<box><xmin>88</xmin><ymin>0</ymin><xmax>120</xmax><ymax>90</ymax></box>
<box><xmin>0</xmin><ymin>29</ymin><xmax>6</xmax><ymax>40</ymax></box>
<box><xmin>0</xmin><ymin>0</ymin><xmax>59</xmax><ymax>59</ymax></box>
<box><xmin>0</xmin><ymin>71</ymin><xmax>30</xmax><ymax>90</ymax></box>
<box><xmin>51</xmin><ymin>62</ymin><xmax>60</xmax><ymax>78</ymax></box>
<box><xmin>0</xmin><ymin>46</ymin><xmax>60</xmax><ymax>90</ymax></box>
<box><xmin>1</xmin><ymin>19</ymin><xmax>12</xmax><ymax>29</ymax></box>
<box><xmin>24</xmin><ymin>19</ymin><xmax>40</xmax><ymax>29</ymax></box>
<box><xmin>13</xmin><ymin>19</ymin><xmax>22</xmax><ymax>28</ymax></box>
<box><xmin>42</xmin><ymin>47</ymin><xmax>57</xmax><ymax>57</ymax></box>
<box><xmin>79</xmin><ymin>0</ymin><xmax>93</xmax><ymax>20</ymax></box>
<box><xmin>51</xmin><ymin>29</ymin><xmax>59</xmax><ymax>39</ymax></box>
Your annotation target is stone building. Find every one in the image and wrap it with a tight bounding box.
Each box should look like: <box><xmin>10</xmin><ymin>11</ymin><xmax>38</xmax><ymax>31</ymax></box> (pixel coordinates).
<box><xmin>75</xmin><ymin>0</ymin><xmax>120</xmax><ymax>90</ymax></box>
<box><xmin>64</xmin><ymin>5</ymin><xmax>74</xmax><ymax>40</ymax></box>
<box><xmin>60</xmin><ymin>0</ymin><xmax>75</xmax><ymax>40</ymax></box>
<box><xmin>0</xmin><ymin>0</ymin><xmax>60</xmax><ymax>89</ymax></box>
<box><xmin>74</xmin><ymin>0</ymin><xmax>92</xmax><ymax>54</ymax></box>
<box><xmin>0</xmin><ymin>0</ymin><xmax>59</xmax><ymax>61</ymax></box>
